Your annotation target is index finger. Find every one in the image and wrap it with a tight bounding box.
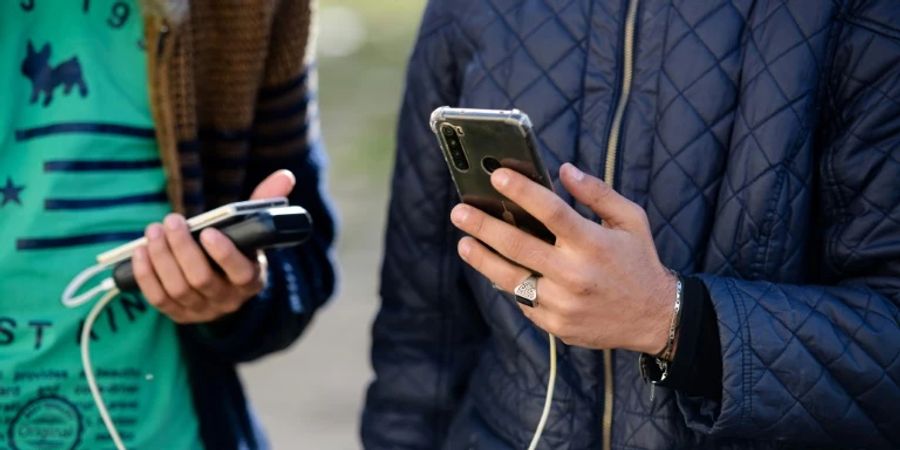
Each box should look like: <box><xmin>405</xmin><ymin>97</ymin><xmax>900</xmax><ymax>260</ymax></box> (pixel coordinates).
<box><xmin>490</xmin><ymin>168</ymin><xmax>586</xmax><ymax>240</ymax></box>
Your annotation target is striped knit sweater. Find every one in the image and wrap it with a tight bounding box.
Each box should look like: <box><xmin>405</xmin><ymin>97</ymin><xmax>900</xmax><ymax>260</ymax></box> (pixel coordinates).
<box><xmin>141</xmin><ymin>2</ymin><xmax>335</xmax><ymax>449</ymax></box>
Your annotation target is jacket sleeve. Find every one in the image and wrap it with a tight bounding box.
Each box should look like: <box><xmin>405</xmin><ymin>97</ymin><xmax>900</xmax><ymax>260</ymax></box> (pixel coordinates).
<box><xmin>184</xmin><ymin>0</ymin><xmax>336</xmax><ymax>363</ymax></box>
<box><xmin>361</xmin><ymin>3</ymin><xmax>489</xmax><ymax>448</ymax></box>
<box><xmin>677</xmin><ymin>8</ymin><xmax>900</xmax><ymax>447</ymax></box>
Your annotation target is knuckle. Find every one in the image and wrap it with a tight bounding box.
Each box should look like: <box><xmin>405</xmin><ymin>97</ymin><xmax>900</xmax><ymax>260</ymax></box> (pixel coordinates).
<box><xmin>547</xmin><ymin>201</ymin><xmax>571</xmax><ymax>225</ymax></box>
<box><xmin>559</xmin><ymin>269</ymin><xmax>581</xmax><ymax>289</ymax></box>
<box><xmin>564</xmin><ymin>271</ymin><xmax>593</xmax><ymax>297</ymax></box>
<box><xmin>508</xmin><ymin>178</ymin><xmax>527</xmax><ymax>198</ymax></box>
<box><xmin>232</xmin><ymin>268</ymin><xmax>258</xmax><ymax>287</ymax></box>
<box><xmin>502</xmin><ymin>271</ymin><xmax>523</xmax><ymax>293</ymax></box>
<box><xmin>247</xmin><ymin>278</ymin><xmax>265</xmax><ymax>295</ymax></box>
<box><xmin>627</xmin><ymin>202</ymin><xmax>646</xmax><ymax>222</ymax></box>
<box><xmin>147</xmin><ymin>237</ymin><xmax>167</xmax><ymax>255</ymax></box>
<box><xmin>573</xmin><ymin>281</ymin><xmax>594</xmax><ymax>298</ymax></box>
<box><xmin>527</xmin><ymin>247</ymin><xmax>550</xmax><ymax>267</ymax></box>
<box><xmin>133</xmin><ymin>260</ymin><xmax>151</xmax><ymax>278</ymax></box>
<box><xmin>592</xmin><ymin>181</ymin><xmax>614</xmax><ymax>203</ymax></box>
<box><xmin>145</xmin><ymin>295</ymin><xmax>167</xmax><ymax>308</ymax></box>
<box><xmin>168</xmin><ymin>282</ymin><xmax>191</xmax><ymax>300</ymax></box>
<box><xmin>220</xmin><ymin>300</ymin><xmax>242</xmax><ymax>315</ymax></box>
<box><xmin>170</xmin><ymin>314</ymin><xmax>192</xmax><ymax>325</ymax></box>
<box><xmin>467</xmin><ymin>247</ymin><xmax>484</xmax><ymax>269</ymax></box>
<box><xmin>469</xmin><ymin>213</ymin><xmax>486</xmax><ymax>235</ymax></box>
<box><xmin>165</xmin><ymin>227</ymin><xmax>188</xmax><ymax>245</ymax></box>
<box><xmin>503</xmin><ymin>234</ymin><xmax>526</xmax><ymax>260</ymax></box>
<box><xmin>555</xmin><ymin>297</ymin><xmax>580</xmax><ymax>318</ymax></box>
<box><xmin>188</xmin><ymin>269</ymin><xmax>216</xmax><ymax>291</ymax></box>
<box><xmin>636</xmin><ymin>208</ymin><xmax>651</xmax><ymax>229</ymax></box>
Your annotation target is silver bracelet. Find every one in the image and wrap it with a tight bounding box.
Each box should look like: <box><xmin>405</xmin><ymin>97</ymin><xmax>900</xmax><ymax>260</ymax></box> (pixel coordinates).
<box><xmin>639</xmin><ymin>272</ymin><xmax>683</xmax><ymax>402</ymax></box>
<box><xmin>656</xmin><ymin>272</ymin><xmax>683</xmax><ymax>368</ymax></box>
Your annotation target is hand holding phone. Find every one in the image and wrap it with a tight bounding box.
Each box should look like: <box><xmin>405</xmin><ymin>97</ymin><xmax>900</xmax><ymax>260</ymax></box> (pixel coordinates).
<box><xmin>437</xmin><ymin>110</ymin><xmax>679</xmax><ymax>356</ymax></box>
<box><xmin>431</xmin><ymin>107</ymin><xmax>555</xmax><ymax>243</ymax></box>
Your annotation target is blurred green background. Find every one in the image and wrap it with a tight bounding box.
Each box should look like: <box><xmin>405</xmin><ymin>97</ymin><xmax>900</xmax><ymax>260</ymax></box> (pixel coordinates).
<box><xmin>240</xmin><ymin>1</ymin><xmax>427</xmax><ymax>448</ymax></box>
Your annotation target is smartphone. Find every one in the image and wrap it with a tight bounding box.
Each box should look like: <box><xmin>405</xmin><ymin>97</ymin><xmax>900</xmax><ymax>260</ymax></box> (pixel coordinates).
<box><xmin>95</xmin><ymin>197</ymin><xmax>289</xmax><ymax>265</ymax></box>
<box><xmin>431</xmin><ymin>107</ymin><xmax>555</xmax><ymax>243</ymax></box>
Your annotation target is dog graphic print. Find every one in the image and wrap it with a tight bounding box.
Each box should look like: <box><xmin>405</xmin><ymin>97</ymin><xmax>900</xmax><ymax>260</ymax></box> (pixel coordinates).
<box><xmin>21</xmin><ymin>41</ymin><xmax>88</xmax><ymax>107</ymax></box>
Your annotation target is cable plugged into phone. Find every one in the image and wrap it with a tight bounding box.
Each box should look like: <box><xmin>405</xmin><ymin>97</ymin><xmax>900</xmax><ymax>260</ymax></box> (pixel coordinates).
<box><xmin>60</xmin><ymin>202</ymin><xmax>313</xmax><ymax>450</ymax></box>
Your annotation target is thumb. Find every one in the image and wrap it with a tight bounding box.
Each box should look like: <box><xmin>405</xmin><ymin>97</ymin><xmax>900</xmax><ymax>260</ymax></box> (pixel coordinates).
<box><xmin>559</xmin><ymin>163</ymin><xmax>644</xmax><ymax>229</ymax></box>
<box><xmin>250</xmin><ymin>169</ymin><xmax>296</xmax><ymax>200</ymax></box>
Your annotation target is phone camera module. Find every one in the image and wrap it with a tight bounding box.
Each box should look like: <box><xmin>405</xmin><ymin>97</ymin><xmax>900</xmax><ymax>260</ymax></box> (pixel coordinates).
<box><xmin>441</xmin><ymin>124</ymin><xmax>469</xmax><ymax>171</ymax></box>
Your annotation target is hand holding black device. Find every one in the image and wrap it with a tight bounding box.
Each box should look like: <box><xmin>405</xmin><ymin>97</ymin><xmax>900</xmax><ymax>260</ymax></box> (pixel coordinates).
<box><xmin>60</xmin><ymin>201</ymin><xmax>312</xmax><ymax>450</ymax></box>
<box><xmin>112</xmin><ymin>205</ymin><xmax>312</xmax><ymax>291</ymax></box>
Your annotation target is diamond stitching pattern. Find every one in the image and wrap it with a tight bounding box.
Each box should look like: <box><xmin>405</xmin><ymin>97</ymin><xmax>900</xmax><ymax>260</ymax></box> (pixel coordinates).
<box><xmin>367</xmin><ymin>1</ymin><xmax>900</xmax><ymax>449</ymax></box>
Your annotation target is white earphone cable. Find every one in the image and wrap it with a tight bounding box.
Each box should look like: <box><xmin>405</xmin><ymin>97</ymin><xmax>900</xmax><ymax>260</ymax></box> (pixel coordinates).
<box><xmin>527</xmin><ymin>332</ymin><xmax>557</xmax><ymax>450</ymax></box>
<box><xmin>76</xmin><ymin>284</ymin><xmax>127</xmax><ymax>450</ymax></box>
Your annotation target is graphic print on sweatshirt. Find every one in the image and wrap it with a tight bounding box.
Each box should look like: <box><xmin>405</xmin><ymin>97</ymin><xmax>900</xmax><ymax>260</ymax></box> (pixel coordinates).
<box><xmin>21</xmin><ymin>40</ymin><xmax>89</xmax><ymax>107</ymax></box>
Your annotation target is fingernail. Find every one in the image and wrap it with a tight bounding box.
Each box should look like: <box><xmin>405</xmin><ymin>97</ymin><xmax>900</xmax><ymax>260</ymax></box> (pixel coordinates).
<box><xmin>493</xmin><ymin>170</ymin><xmax>510</xmax><ymax>188</ymax></box>
<box><xmin>459</xmin><ymin>239</ymin><xmax>471</xmax><ymax>259</ymax></box>
<box><xmin>279</xmin><ymin>169</ymin><xmax>296</xmax><ymax>186</ymax></box>
<box><xmin>164</xmin><ymin>213</ymin><xmax>184</xmax><ymax>231</ymax></box>
<box><xmin>565</xmin><ymin>163</ymin><xmax>585</xmax><ymax>181</ymax></box>
<box><xmin>146</xmin><ymin>224</ymin><xmax>163</xmax><ymax>240</ymax></box>
<box><xmin>451</xmin><ymin>205</ymin><xmax>470</xmax><ymax>224</ymax></box>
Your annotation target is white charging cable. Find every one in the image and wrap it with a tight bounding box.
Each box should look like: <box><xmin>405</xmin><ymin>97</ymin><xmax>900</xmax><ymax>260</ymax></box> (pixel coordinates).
<box><xmin>63</xmin><ymin>267</ymin><xmax>127</xmax><ymax>450</ymax></box>
<box><xmin>528</xmin><ymin>332</ymin><xmax>557</xmax><ymax>450</ymax></box>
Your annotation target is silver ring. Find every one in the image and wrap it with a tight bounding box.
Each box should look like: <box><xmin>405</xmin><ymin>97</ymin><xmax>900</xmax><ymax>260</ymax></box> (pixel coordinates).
<box><xmin>514</xmin><ymin>274</ymin><xmax>539</xmax><ymax>308</ymax></box>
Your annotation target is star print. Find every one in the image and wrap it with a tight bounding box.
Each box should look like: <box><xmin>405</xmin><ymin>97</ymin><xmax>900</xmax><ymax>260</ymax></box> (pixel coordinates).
<box><xmin>1</xmin><ymin>177</ymin><xmax>25</xmax><ymax>207</ymax></box>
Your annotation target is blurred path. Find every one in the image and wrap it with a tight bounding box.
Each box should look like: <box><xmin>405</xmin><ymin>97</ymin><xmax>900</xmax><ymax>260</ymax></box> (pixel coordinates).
<box><xmin>238</xmin><ymin>2</ymin><xmax>425</xmax><ymax>448</ymax></box>
<box><xmin>241</xmin><ymin>173</ymin><xmax>388</xmax><ymax>449</ymax></box>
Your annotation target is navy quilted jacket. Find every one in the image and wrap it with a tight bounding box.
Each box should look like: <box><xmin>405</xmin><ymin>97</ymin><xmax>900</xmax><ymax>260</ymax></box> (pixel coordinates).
<box><xmin>363</xmin><ymin>1</ymin><xmax>900</xmax><ymax>449</ymax></box>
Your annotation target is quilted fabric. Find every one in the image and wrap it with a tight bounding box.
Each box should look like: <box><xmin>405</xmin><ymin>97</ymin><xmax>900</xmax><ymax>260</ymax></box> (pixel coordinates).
<box><xmin>363</xmin><ymin>0</ymin><xmax>900</xmax><ymax>448</ymax></box>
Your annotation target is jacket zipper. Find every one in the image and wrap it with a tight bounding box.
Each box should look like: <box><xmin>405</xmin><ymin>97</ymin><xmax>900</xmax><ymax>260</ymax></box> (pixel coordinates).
<box><xmin>602</xmin><ymin>1</ymin><xmax>639</xmax><ymax>449</ymax></box>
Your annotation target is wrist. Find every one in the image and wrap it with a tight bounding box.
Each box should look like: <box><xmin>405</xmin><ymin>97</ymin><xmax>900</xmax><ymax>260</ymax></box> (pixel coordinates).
<box><xmin>634</xmin><ymin>268</ymin><xmax>679</xmax><ymax>355</ymax></box>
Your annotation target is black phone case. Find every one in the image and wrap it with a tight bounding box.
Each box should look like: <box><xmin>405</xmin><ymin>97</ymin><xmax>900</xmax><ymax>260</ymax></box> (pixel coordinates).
<box><xmin>431</xmin><ymin>107</ymin><xmax>555</xmax><ymax>243</ymax></box>
<box><xmin>112</xmin><ymin>206</ymin><xmax>313</xmax><ymax>291</ymax></box>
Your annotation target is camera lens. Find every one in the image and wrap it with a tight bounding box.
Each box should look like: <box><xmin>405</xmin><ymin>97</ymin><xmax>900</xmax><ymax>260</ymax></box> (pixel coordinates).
<box><xmin>454</xmin><ymin>154</ymin><xmax>469</xmax><ymax>171</ymax></box>
<box><xmin>442</xmin><ymin>125</ymin><xmax>456</xmax><ymax>136</ymax></box>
